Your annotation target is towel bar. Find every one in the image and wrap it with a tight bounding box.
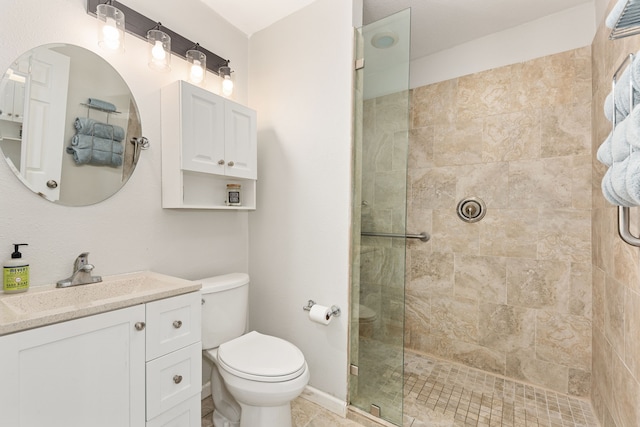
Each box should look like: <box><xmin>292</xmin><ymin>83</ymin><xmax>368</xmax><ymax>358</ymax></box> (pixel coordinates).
<box><xmin>360</xmin><ymin>231</ymin><xmax>430</xmax><ymax>242</ymax></box>
<box><xmin>618</xmin><ymin>206</ymin><xmax>640</xmax><ymax>246</ymax></box>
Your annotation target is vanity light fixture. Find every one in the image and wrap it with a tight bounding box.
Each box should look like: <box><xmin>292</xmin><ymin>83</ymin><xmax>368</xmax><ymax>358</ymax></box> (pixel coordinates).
<box><xmin>147</xmin><ymin>23</ymin><xmax>171</xmax><ymax>72</ymax></box>
<box><xmin>219</xmin><ymin>61</ymin><xmax>234</xmax><ymax>96</ymax></box>
<box><xmin>87</xmin><ymin>0</ymin><xmax>230</xmax><ymax>78</ymax></box>
<box><xmin>186</xmin><ymin>44</ymin><xmax>206</xmax><ymax>85</ymax></box>
<box><xmin>96</xmin><ymin>0</ymin><xmax>125</xmax><ymax>52</ymax></box>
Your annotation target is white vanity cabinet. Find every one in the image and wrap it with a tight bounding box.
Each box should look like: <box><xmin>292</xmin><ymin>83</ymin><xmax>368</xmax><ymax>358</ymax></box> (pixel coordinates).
<box><xmin>0</xmin><ymin>78</ymin><xmax>25</xmax><ymax>123</ymax></box>
<box><xmin>161</xmin><ymin>80</ymin><xmax>257</xmax><ymax>209</ymax></box>
<box><xmin>0</xmin><ymin>291</ymin><xmax>202</xmax><ymax>427</ymax></box>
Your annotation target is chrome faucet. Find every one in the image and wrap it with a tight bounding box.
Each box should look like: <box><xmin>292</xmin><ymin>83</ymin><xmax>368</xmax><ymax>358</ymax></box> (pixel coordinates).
<box><xmin>56</xmin><ymin>252</ymin><xmax>103</xmax><ymax>288</ymax></box>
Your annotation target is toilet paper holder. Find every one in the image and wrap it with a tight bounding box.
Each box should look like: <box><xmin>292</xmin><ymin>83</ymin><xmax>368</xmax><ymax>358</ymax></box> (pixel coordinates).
<box><xmin>302</xmin><ymin>300</ymin><xmax>341</xmax><ymax>318</ymax></box>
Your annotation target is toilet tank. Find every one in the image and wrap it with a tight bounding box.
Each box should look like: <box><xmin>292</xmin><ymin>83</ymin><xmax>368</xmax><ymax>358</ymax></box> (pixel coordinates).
<box><xmin>199</xmin><ymin>273</ymin><xmax>249</xmax><ymax>349</ymax></box>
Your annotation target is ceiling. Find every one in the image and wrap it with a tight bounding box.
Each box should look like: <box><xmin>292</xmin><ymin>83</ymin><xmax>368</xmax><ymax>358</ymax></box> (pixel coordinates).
<box><xmin>200</xmin><ymin>0</ymin><xmax>594</xmax><ymax>61</ymax></box>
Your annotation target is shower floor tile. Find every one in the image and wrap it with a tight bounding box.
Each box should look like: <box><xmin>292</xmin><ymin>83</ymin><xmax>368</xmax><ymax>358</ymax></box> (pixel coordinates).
<box><xmin>402</xmin><ymin>351</ymin><xmax>599</xmax><ymax>427</ymax></box>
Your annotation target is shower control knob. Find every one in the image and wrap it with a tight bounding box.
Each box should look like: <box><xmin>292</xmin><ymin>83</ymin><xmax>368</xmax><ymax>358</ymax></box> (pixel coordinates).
<box><xmin>134</xmin><ymin>322</ymin><xmax>146</xmax><ymax>331</ymax></box>
<box><xmin>173</xmin><ymin>320</ymin><xmax>183</xmax><ymax>329</ymax></box>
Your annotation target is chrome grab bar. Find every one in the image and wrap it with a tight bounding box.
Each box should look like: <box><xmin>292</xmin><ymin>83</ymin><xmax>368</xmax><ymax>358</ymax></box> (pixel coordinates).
<box><xmin>618</xmin><ymin>206</ymin><xmax>640</xmax><ymax>246</ymax></box>
<box><xmin>361</xmin><ymin>231</ymin><xmax>430</xmax><ymax>242</ymax></box>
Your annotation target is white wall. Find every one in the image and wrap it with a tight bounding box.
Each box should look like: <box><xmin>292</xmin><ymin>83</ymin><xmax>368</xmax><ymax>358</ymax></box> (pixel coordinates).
<box><xmin>411</xmin><ymin>2</ymin><xmax>596</xmax><ymax>87</ymax></box>
<box><xmin>0</xmin><ymin>0</ymin><xmax>250</xmax><ymax>286</ymax></box>
<box><xmin>247</xmin><ymin>0</ymin><xmax>355</xmax><ymax>401</ymax></box>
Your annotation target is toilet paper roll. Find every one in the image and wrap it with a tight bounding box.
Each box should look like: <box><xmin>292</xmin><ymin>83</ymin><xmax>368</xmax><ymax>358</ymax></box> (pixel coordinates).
<box><xmin>309</xmin><ymin>304</ymin><xmax>332</xmax><ymax>325</ymax></box>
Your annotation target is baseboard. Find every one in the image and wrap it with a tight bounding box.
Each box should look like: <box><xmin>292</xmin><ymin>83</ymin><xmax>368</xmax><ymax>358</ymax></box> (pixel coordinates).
<box><xmin>300</xmin><ymin>385</ymin><xmax>348</xmax><ymax>418</ymax></box>
<box><xmin>201</xmin><ymin>380</ymin><xmax>211</xmax><ymax>400</ymax></box>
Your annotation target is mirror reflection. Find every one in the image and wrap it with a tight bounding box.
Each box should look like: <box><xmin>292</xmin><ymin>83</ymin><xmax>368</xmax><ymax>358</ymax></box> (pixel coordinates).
<box><xmin>0</xmin><ymin>44</ymin><xmax>141</xmax><ymax>206</ymax></box>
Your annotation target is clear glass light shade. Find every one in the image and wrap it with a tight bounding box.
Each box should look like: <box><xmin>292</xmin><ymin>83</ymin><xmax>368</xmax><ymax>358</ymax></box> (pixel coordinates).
<box><xmin>186</xmin><ymin>50</ymin><xmax>206</xmax><ymax>85</ymax></box>
<box><xmin>147</xmin><ymin>29</ymin><xmax>171</xmax><ymax>72</ymax></box>
<box><xmin>219</xmin><ymin>65</ymin><xmax>234</xmax><ymax>97</ymax></box>
<box><xmin>97</xmin><ymin>3</ymin><xmax>125</xmax><ymax>52</ymax></box>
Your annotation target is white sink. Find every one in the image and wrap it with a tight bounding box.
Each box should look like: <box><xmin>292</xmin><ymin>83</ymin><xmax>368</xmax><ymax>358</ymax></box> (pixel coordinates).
<box><xmin>0</xmin><ymin>271</ymin><xmax>200</xmax><ymax>335</ymax></box>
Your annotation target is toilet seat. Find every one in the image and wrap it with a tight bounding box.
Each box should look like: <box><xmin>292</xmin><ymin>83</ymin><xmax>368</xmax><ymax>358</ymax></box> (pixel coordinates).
<box><xmin>217</xmin><ymin>331</ymin><xmax>306</xmax><ymax>383</ymax></box>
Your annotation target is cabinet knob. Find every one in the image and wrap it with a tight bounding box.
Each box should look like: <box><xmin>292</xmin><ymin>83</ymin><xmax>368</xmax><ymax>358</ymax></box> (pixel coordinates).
<box><xmin>134</xmin><ymin>322</ymin><xmax>146</xmax><ymax>331</ymax></box>
<box><xmin>46</xmin><ymin>180</ymin><xmax>58</xmax><ymax>189</ymax></box>
<box><xmin>173</xmin><ymin>375</ymin><xmax>183</xmax><ymax>384</ymax></box>
<box><xmin>218</xmin><ymin>159</ymin><xmax>225</xmax><ymax>165</ymax></box>
<box><xmin>173</xmin><ymin>320</ymin><xmax>183</xmax><ymax>329</ymax></box>
<box><xmin>227</xmin><ymin>161</ymin><xmax>235</xmax><ymax>167</ymax></box>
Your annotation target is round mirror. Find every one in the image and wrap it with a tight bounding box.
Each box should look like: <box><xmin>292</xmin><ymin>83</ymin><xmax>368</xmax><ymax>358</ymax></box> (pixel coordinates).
<box><xmin>0</xmin><ymin>44</ymin><xmax>142</xmax><ymax>206</ymax></box>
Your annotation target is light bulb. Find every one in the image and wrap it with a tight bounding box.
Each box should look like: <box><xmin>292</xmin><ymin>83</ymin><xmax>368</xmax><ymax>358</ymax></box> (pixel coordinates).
<box><xmin>151</xmin><ymin>41</ymin><xmax>166</xmax><ymax>61</ymax></box>
<box><xmin>222</xmin><ymin>76</ymin><xmax>234</xmax><ymax>96</ymax></box>
<box><xmin>102</xmin><ymin>18</ymin><xmax>121</xmax><ymax>50</ymax></box>
<box><xmin>190</xmin><ymin>60</ymin><xmax>204</xmax><ymax>83</ymax></box>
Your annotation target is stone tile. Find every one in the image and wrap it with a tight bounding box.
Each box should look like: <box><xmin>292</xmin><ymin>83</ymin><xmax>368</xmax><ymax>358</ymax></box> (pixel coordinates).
<box><xmin>432</xmin><ymin>209</ymin><xmax>479</xmax><ymax>254</ymax></box>
<box><xmin>506</xmin><ymin>258</ymin><xmax>570</xmax><ymax>311</ymax></box>
<box><xmin>572</xmin><ymin>154</ymin><xmax>592</xmax><ymax>210</ymax></box>
<box><xmin>569</xmin><ymin>262</ymin><xmax>592</xmax><ymax>318</ymax></box>
<box><xmin>455</xmin><ymin>162</ymin><xmax>509</xmax><ymax>209</ymax></box>
<box><xmin>430</xmin><ymin>295</ymin><xmax>479</xmax><ymax>343</ymax></box>
<box><xmin>430</xmin><ymin>339</ymin><xmax>506</xmax><ymax>376</ymax></box>
<box><xmin>407</xmin><ymin>250</ymin><xmax>454</xmax><ymax>298</ymax></box>
<box><xmin>568</xmin><ymin>368</ymin><xmax>591</xmax><ymax>398</ymax></box>
<box><xmin>375</xmin><ymin>90</ymin><xmax>410</xmax><ymax>135</ymax></box>
<box><xmin>624</xmin><ymin>288</ymin><xmax>640</xmax><ymax>381</ymax></box>
<box><xmin>506</xmin><ymin>351</ymin><xmax>569</xmax><ymax>394</ymax></box>
<box><xmin>412</xmin><ymin>79</ymin><xmax>457</xmax><ymax>128</ymax></box>
<box><xmin>482</xmin><ymin>109</ymin><xmax>541</xmax><ymax>162</ymax></box>
<box><xmin>433</xmin><ymin>118</ymin><xmax>483</xmax><ymax>166</ymax></box>
<box><xmin>508</xmin><ymin>157</ymin><xmax>573</xmax><ymax>209</ymax></box>
<box><xmin>611</xmin><ymin>354</ymin><xmax>640</xmax><ymax>427</ymax></box>
<box><xmin>537</xmin><ymin>208</ymin><xmax>591</xmax><ymax>263</ymax></box>
<box><xmin>457</xmin><ymin>64</ymin><xmax>516</xmax><ymax>120</ymax></box>
<box><xmin>592</xmin><ymin>267</ymin><xmax>606</xmax><ymax>333</ymax></box>
<box><xmin>540</xmin><ymin>102</ymin><xmax>591</xmax><ymax>158</ymax></box>
<box><xmin>454</xmin><ymin>254</ymin><xmax>507</xmax><ymax>304</ymax></box>
<box><xmin>604</xmin><ymin>275</ymin><xmax>625</xmax><ymax>358</ymax></box>
<box><xmin>478</xmin><ymin>303</ymin><xmax>536</xmax><ymax>353</ymax></box>
<box><xmin>478</xmin><ymin>209</ymin><xmax>538</xmax><ymax>258</ymax></box>
<box><xmin>408</xmin><ymin>126</ymin><xmax>434</xmax><ymax>170</ymax></box>
<box><xmin>536</xmin><ymin>311</ymin><xmax>591</xmax><ymax>371</ymax></box>
<box><xmin>409</xmin><ymin>166</ymin><xmax>457</xmax><ymax>210</ymax></box>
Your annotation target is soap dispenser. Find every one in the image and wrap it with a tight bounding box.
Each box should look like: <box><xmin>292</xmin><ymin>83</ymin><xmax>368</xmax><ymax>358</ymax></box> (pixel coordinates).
<box><xmin>3</xmin><ymin>243</ymin><xmax>29</xmax><ymax>293</ymax></box>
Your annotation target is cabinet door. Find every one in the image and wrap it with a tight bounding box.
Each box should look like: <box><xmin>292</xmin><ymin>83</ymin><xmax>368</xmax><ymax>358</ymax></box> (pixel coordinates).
<box><xmin>180</xmin><ymin>82</ymin><xmax>226</xmax><ymax>175</ymax></box>
<box><xmin>224</xmin><ymin>100</ymin><xmax>257</xmax><ymax>179</ymax></box>
<box><xmin>0</xmin><ymin>304</ymin><xmax>146</xmax><ymax>427</ymax></box>
<box><xmin>146</xmin><ymin>395</ymin><xmax>200</xmax><ymax>427</ymax></box>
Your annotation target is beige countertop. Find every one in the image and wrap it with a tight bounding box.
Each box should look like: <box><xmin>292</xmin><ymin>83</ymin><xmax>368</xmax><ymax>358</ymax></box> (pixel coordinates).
<box><xmin>0</xmin><ymin>271</ymin><xmax>201</xmax><ymax>336</ymax></box>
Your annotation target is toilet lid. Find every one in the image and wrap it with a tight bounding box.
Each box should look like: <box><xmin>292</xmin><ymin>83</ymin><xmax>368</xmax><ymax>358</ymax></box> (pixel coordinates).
<box><xmin>217</xmin><ymin>331</ymin><xmax>306</xmax><ymax>382</ymax></box>
<box><xmin>359</xmin><ymin>305</ymin><xmax>377</xmax><ymax>322</ymax></box>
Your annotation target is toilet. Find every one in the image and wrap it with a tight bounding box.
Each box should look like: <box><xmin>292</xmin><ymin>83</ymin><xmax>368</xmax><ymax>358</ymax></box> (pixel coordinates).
<box><xmin>200</xmin><ymin>273</ymin><xmax>309</xmax><ymax>427</ymax></box>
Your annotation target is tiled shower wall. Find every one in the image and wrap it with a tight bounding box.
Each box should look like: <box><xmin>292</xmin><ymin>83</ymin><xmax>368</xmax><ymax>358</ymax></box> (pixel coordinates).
<box><xmin>404</xmin><ymin>46</ymin><xmax>593</xmax><ymax>397</ymax></box>
<box><xmin>592</xmin><ymin>1</ymin><xmax>640</xmax><ymax>426</ymax></box>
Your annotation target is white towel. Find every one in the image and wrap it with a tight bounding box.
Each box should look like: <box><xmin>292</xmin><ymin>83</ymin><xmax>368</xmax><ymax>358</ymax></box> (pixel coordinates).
<box><xmin>626</xmin><ymin>104</ymin><xmax>640</xmax><ymax>148</ymax></box>
<box><xmin>597</xmin><ymin>132</ymin><xmax>614</xmax><ymax>167</ymax></box>
<box><xmin>626</xmin><ymin>151</ymin><xmax>640</xmax><ymax>204</ymax></box>
<box><xmin>603</xmin><ymin>167</ymin><xmax>634</xmax><ymax>206</ymax></box>
<box><xmin>615</xmin><ymin>67</ymin><xmax>635</xmax><ymax>116</ymax></box>
<box><xmin>611</xmin><ymin>158</ymin><xmax>637</xmax><ymax>206</ymax></box>
<box><xmin>605</xmin><ymin>91</ymin><xmax>627</xmax><ymax>122</ymax></box>
<box><xmin>612</xmin><ymin>118</ymin><xmax>631</xmax><ymax>162</ymax></box>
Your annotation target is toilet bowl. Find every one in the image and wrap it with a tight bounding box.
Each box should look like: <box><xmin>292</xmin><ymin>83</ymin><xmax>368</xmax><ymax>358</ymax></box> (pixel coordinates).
<box><xmin>358</xmin><ymin>304</ymin><xmax>377</xmax><ymax>338</ymax></box>
<box><xmin>200</xmin><ymin>273</ymin><xmax>309</xmax><ymax>427</ymax></box>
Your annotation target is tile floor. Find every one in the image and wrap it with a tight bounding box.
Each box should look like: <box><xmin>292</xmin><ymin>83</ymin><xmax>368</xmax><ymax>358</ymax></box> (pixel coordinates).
<box><xmin>201</xmin><ymin>351</ymin><xmax>600</xmax><ymax>427</ymax></box>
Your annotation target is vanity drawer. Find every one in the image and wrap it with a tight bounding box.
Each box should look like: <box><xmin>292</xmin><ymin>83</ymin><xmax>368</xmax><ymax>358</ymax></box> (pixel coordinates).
<box><xmin>146</xmin><ymin>342</ymin><xmax>202</xmax><ymax>420</ymax></box>
<box><xmin>146</xmin><ymin>394</ymin><xmax>201</xmax><ymax>427</ymax></box>
<box><xmin>146</xmin><ymin>291</ymin><xmax>201</xmax><ymax>360</ymax></box>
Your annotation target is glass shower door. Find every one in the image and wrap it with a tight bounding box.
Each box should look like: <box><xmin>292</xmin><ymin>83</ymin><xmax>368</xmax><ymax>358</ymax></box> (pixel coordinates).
<box><xmin>350</xmin><ymin>8</ymin><xmax>411</xmax><ymax>426</ymax></box>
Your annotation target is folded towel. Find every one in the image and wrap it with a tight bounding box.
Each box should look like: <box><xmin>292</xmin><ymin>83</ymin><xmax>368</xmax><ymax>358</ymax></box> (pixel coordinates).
<box><xmin>611</xmin><ymin>158</ymin><xmax>637</xmax><ymax>206</ymax></box>
<box><xmin>607</xmin><ymin>0</ymin><xmax>629</xmax><ymax>29</ymax></box>
<box><xmin>597</xmin><ymin>132</ymin><xmax>614</xmax><ymax>167</ymax></box>
<box><xmin>613</xmin><ymin>66</ymin><xmax>639</xmax><ymax>116</ymax></box>
<box><xmin>626</xmin><ymin>104</ymin><xmax>640</xmax><ymax>149</ymax></box>
<box><xmin>74</xmin><ymin>117</ymin><xmax>125</xmax><ymax>141</ymax></box>
<box><xmin>87</xmin><ymin>98</ymin><xmax>117</xmax><ymax>112</ymax></box>
<box><xmin>604</xmin><ymin>91</ymin><xmax>627</xmax><ymax>122</ymax></box>
<box><xmin>66</xmin><ymin>146</ymin><xmax>123</xmax><ymax>167</ymax></box>
<box><xmin>70</xmin><ymin>134</ymin><xmax>123</xmax><ymax>154</ymax></box>
<box><xmin>612</xmin><ymin>118</ymin><xmax>632</xmax><ymax>162</ymax></box>
<box><xmin>602</xmin><ymin>167</ymin><xmax>633</xmax><ymax>206</ymax></box>
<box><xmin>626</xmin><ymin>151</ymin><xmax>640</xmax><ymax>204</ymax></box>
<box><xmin>67</xmin><ymin>134</ymin><xmax>123</xmax><ymax>167</ymax></box>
